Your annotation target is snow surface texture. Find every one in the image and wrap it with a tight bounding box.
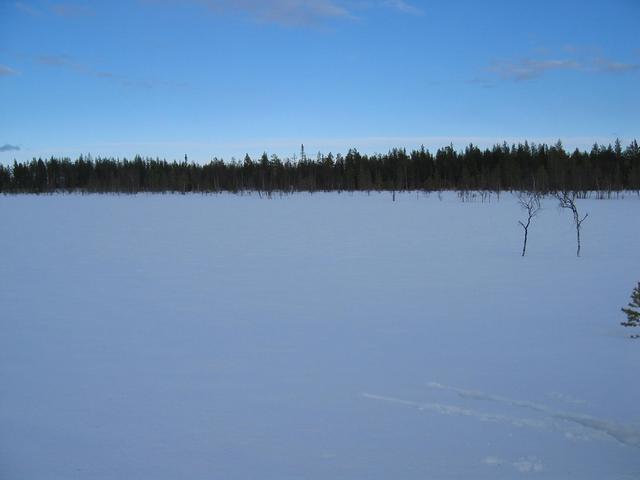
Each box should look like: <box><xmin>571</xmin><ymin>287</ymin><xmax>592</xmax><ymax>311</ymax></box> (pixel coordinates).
<box><xmin>1</xmin><ymin>192</ymin><xmax>639</xmax><ymax>479</ymax></box>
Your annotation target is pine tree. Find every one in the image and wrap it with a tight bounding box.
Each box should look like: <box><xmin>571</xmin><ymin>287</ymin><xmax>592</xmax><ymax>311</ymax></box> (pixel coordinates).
<box><xmin>621</xmin><ymin>282</ymin><xmax>640</xmax><ymax>336</ymax></box>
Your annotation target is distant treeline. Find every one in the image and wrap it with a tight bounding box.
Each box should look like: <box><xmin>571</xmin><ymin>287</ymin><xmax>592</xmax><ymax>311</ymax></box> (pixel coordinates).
<box><xmin>2</xmin><ymin>140</ymin><xmax>639</xmax><ymax>194</ymax></box>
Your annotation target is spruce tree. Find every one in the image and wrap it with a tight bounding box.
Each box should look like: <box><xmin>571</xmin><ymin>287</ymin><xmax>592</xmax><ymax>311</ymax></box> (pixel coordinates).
<box><xmin>621</xmin><ymin>282</ymin><xmax>640</xmax><ymax>337</ymax></box>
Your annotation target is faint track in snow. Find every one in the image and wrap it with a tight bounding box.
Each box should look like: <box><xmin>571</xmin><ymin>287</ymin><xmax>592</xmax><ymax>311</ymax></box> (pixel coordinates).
<box><xmin>426</xmin><ymin>382</ymin><xmax>640</xmax><ymax>448</ymax></box>
<box><xmin>362</xmin><ymin>393</ymin><xmax>551</xmax><ymax>431</ymax></box>
<box><xmin>363</xmin><ymin>386</ymin><xmax>640</xmax><ymax>448</ymax></box>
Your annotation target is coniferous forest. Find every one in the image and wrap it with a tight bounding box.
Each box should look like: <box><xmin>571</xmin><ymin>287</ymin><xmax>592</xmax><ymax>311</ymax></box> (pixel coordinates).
<box><xmin>1</xmin><ymin>140</ymin><xmax>639</xmax><ymax>194</ymax></box>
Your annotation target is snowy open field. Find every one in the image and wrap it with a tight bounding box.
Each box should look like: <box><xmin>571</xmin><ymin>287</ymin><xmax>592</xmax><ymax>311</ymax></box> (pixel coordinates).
<box><xmin>1</xmin><ymin>192</ymin><xmax>639</xmax><ymax>479</ymax></box>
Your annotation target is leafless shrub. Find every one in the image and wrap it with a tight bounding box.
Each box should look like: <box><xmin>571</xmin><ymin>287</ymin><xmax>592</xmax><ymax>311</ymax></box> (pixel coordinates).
<box><xmin>517</xmin><ymin>191</ymin><xmax>542</xmax><ymax>256</ymax></box>
<box><xmin>555</xmin><ymin>191</ymin><xmax>589</xmax><ymax>257</ymax></box>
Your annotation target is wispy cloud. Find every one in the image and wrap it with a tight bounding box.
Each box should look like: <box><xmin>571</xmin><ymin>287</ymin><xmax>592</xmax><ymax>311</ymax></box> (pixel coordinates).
<box><xmin>468</xmin><ymin>76</ymin><xmax>495</xmax><ymax>88</ymax></box>
<box><xmin>0</xmin><ymin>64</ymin><xmax>18</xmax><ymax>76</ymax></box>
<box><xmin>254</xmin><ymin>0</ymin><xmax>352</xmax><ymax>24</ymax></box>
<box><xmin>183</xmin><ymin>0</ymin><xmax>353</xmax><ymax>26</ymax></box>
<box><xmin>0</xmin><ymin>144</ymin><xmax>20</xmax><ymax>152</ymax></box>
<box><xmin>32</xmin><ymin>54</ymin><xmax>188</xmax><ymax>89</ymax></box>
<box><xmin>50</xmin><ymin>3</ymin><xmax>95</xmax><ymax>17</ymax></box>
<box><xmin>15</xmin><ymin>1</ymin><xmax>94</xmax><ymax>17</ymax></box>
<box><xmin>382</xmin><ymin>0</ymin><xmax>423</xmax><ymax>15</ymax></box>
<box><xmin>14</xmin><ymin>1</ymin><xmax>41</xmax><ymax>16</ymax></box>
<box><xmin>145</xmin><ymin>0</ymin><xmax>423</xmax><ymax>26</ymax></box>
<box><xmin>592</xmin><ymin>57</ymin><xmax>640</xmax><ymax>73</ymax></box>
<box><xmin>489</xmin><ymin>58</ymin><xmax>581</xmax><ymax>81</ymax></box>
<box><xmin>483</xmin><ymin>50</ymin><xmax>640</xmax><ymax>82</ymax></box>
<box><xmin>35</xmin><ymin>54</ymin><xmax>74</xmax><ymax>67</ymax></box>
<box><xmin>34</xmin><ymin>54</ymin><xmax>113</xmax><ymax>78</ymax></box>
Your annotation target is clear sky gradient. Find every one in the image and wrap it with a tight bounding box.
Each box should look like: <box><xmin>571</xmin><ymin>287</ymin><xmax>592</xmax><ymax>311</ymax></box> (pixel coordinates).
<box><xmin>1</xmin><ymin>0</ymin><xmax>638</xmax><ymax>163</ymax></box>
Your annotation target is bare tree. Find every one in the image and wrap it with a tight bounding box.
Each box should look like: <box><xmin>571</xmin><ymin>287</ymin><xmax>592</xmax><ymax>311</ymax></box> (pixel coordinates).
<box><xmin>555</xmin><ymin>191</ymin><xmax>589</xmax><ymax>257</ymax></box>
<box><xmin>517</xmin><ymin>191</ymin><xmax>541</xmax><ymax>256</ymax></box>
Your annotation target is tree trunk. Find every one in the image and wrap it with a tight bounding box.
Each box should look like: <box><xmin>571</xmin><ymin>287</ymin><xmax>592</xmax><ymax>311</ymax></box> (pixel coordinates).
<box><xmin>576</xmin><ymin>225</ymin><xmax>581</xmax><ymax>257</ymax></box>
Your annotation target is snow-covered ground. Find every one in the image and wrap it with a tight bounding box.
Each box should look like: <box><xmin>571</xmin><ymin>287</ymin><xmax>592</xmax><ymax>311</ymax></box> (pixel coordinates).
<box><xmin>1</xmin><ymin>192</ymin><xmax>638</xmax><ymax>479</ymax></box>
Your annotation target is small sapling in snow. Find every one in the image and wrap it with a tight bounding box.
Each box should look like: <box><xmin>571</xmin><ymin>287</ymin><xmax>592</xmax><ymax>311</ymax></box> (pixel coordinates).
<box><xmin>621</xmin><ymin>282</ymin><xmax>640</xmax><ymax>338</ymax></box>
<box><xmin>555</xmin><ymin>191</ymin><xmax>588</xmax><ymax>257</ymax></box>
<box><xmin>517</xmin><ymin>191</ymin><xmax>541</xmax><ymax>257</ymax></box>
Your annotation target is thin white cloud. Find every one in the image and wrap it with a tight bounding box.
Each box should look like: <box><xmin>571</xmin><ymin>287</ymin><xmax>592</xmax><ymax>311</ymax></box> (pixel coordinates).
<box><xmin>50</xmin><ymin>3</ymin><xmax>95</xmax><ymax>17</ymax></box>
<box><xmin>484</xmin><ymin>50</ymin><xmax>640</xmax><ymax>82</ymax></box>
<box><xmin>14</xmin><ymin>1</ymin><xmax>94</xmax><ymax>17</ymax></box>
<box><xmin>14</xmin><ymin>1</ymin><xmax>41</xmax><ymax>16</ymax></box>
<box><xmin>382</xmin><ymin>0</ymin><xmax>423</xmax><ymax>15</ymax></box>
<box><xmin>145</xmin><ymin>0</ymin><xmax>424</xmax><ymax>26</ymax></box>
<box><xmin>32</xmin><ymin>54</ymin><xmax>187</xmax><ymax>89</ymax></box>
<box><xmin>592</xmin><ymin>57</ymin><xmax>640</xmax><ymax>73</ymax></box>
<box><xmin>482</xmin><ymin>456</ymin><xmax>506</xmax><ymax>467</ymax></box>
<box><xmin>189</xmin><ymin>0</ymin><xmax>354</xmax><ymax>25</ymax></box>
<box><xmin>35</xmin><ymin>54</ymin><xmax>74</xmax><ymax>67</ymax></box>
<box><xmin>0</xmin><ymin>64</ymin><xmax>18</xmax><ymax>76</ymax></box>
<box><xmin>489</xmin><ymin>58</ymin><xmax>581</xmax><ymax>81</ymax></box>
<box><xmin>513</xmin><ymin>457</ymin><xmax>544</xmax><ymax>473</ymax></box>
<box><xmin>482</xmin><ymin>455</ymin><xmax>544</xmax><ymax>473</ymax></box>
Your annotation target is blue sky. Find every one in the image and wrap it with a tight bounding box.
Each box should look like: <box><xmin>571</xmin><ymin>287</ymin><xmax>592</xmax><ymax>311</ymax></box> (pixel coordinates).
<box><xmin>1</xmin><ymin>0</ymin><xmax>639</xmax><ymax>163</ymax></box>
